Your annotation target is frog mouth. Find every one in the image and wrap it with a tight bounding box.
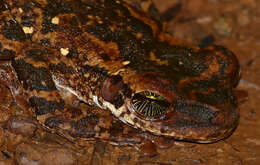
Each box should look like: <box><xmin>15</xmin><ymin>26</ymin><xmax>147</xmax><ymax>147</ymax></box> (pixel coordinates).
<box><xmin>102</xmin><ymin>91</ymin><xmax>239</xmax><ymax>143</ymax></box>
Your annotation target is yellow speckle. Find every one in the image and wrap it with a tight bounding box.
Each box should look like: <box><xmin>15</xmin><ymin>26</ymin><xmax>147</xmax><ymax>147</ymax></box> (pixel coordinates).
<box><xmin>109</xmin><ymin>24</ymin><xmax>117</xmax><ymax>32</ymax></box>
<box><xmin>97</xmin><ymin>20</ymin><xmax>103</xmax><ymax>24</ymax></box>
<box><xmin>18</xmin><ymin>8</ymin><xmax>23</xmax><ymax>13</ymax></box>
<box><xmin>86</xmin><ymin>21</ymin><xmax>94</xmax><ymax>26</ymax></box>
<box><xmin>84</xmin><ymin>73</ymin><xmax>90</xmax><ymax>78</ymax></box>
<box><xmin>116</xmin><ymin>0</ymin><xmax>120</xmax><ymax>4</ymax></box>
<box><xmin>122</xmin><ymin>61</ymin><xmax>130</xmax><ymax>65</ymax></box>
<box><xmin>22</xmin><ymin>26</ymin><xmax>34</xmax><ymax>34</ymax></box>
<box><xmin>60</xmin><ymin>48</ymin><xmax>69</xmax><ymax>56</ymax></box>
<box><xmin>87</xmin><ymin>15</ymin><xmax>94</xmax><ymax>19</ymax></box>
<box><xmin>51</xmin><ymin>17</ymin><xmax>59</xmax><ymax>25</ymax></box>
<box><xmin>136</xmin><ymin>33</ymin><xmax>143</xmax><ymax>39</ymax></box>
<box><xmin>178</xmin><ymin>61</ymin><xmax>183</xmax><ymax>65</ymax></box>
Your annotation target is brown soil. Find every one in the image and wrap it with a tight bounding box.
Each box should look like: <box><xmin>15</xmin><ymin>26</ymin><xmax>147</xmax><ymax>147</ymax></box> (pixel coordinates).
<box><xmin>0</xmin><ymin>0</ymin><xmax>259</xmax><ymax>165</ymax></box>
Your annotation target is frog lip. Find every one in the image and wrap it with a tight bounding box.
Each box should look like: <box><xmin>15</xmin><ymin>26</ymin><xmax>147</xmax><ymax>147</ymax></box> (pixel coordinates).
<box><xmin>119</xmin><ymin>98</ymin><xmax>239</xmax><ymax>143</ymax></box>
<box><xmin>160</xmin><ymin>104</ymin><xmax>239</xmax><ymax>143</ymax></box>
<box><xmin>101</xmin><ymin>72</ymin><xmax>239</xmax><ymax>142</ymax></box>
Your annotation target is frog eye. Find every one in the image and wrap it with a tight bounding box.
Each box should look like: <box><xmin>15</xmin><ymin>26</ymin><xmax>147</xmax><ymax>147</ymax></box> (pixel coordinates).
<box><xmin>131</xmin><ymin>91</ymin><xmax>170</xmax><ymax>120</ymax></box>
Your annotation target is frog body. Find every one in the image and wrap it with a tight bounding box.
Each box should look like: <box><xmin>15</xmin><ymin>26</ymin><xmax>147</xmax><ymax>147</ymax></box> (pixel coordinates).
<box><xmin>0</xmin><ymin>0</ymin><xmax>240</xmax><ymax>145</ymax></box>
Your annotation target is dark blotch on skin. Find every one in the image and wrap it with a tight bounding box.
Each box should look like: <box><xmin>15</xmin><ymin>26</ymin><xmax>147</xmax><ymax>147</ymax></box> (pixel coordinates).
<box><xmin>21</xmin><ymin>15</ymin><xmax>34</xmax><ymax>27</ymax></box>
<box><xmin>195</xmin><ymin>88</ymin><xmax>237</xmax><ymax>106</ymax></box>
<box><xmin>109</xmin><ymin>120</ymin><xmax>124</xmax><ymax>136</ymax></box>
<box><xmin>2</xmin><ymin>19</ymin><xmax>26</xmax><ymax>41</ymax></box>
<box><xmin>29</xmin><ymin>96</ymin><xmax>65</xmax><ymax>115</ymax></box>
<box><xmin>69</xmin><ymin>108</ymin><xmax>83</xmax><ymax>119</ymax></box>
<box><xmin>173</xmin><ymin>99</ymin><xmax>217</xmax><ymax>123</ymax></box>
<box><xmin>100</xmin><ymin>54</ymin><xmax>110</xmax><ymax>61</ymax></box>
<box><xmin>113</xmin><ymin>94</ymin><xmax>124</xmax><ymax>109</ymax></box>
<box><xmin>67</xmin><ymin>47</ymin><xmax>79</xmax><ymax>59</ymax></box>
<box><xmin>0</xmin><ymin>49</ymin><xmax>15</xmax><ymax>59</ymax></box>
<box><xmin>157</xmin><ymin>43</ymin><xmax>208</xmax><ymax>79</ymax></box>
<box><xmin>49</xmin><ymin>62</ymin><xmax>76</xmax><ymax>74</ymax></box>
<box><xmin>82</xmin><ymin>65</ymin><xmax>108</xmax><ymax>76</ymax></box>
<box><xmin>41</xmin><ymin>1</ymin><xmax>73</xmax><ymax>34</ymax></box>
<box><xmin>44</xmin><ymin>116</ymin><xmax>63</xmax><ymax>128</ymax></box>
<box><xmin>69</xmin><ymin>114</ymin><xmax>99</xmax><ymax>138</ymax></box>
<box><xmin>3</xmin><ymin>49</ymin><xmax>14</xmax><ymax>56</ymax></box>
<box><xmin>12</xmin><ymin>59</ymin><xmax>56</xmax><ymax>91</ymax></box>
<box><xmin>174</xmin><ymin>118</ymin><xmax>211</xmax><ymax>127</ymax></box>
<box><xmin>161</xmin><ymin>2</ymin><xmax>182</xmax><ymax>22</ymax></box>
<box><xmin>199</xmin><ymin>35</ymin><xmax>215</xmax><ymax>48</ymax></box>
<box><xmin>1</xmin><ymin>151</ymin><xmax>11</xmax><ymax>159</ymax></box>
<box><xmin>40</xmin><ymin>38</ymin><xmax>51</xmax><ymax>46</ymax></box>
<box><xmin>25</xmin><ymin>48</ymin><xmax>47</xmax><ymax>62</ymax></box>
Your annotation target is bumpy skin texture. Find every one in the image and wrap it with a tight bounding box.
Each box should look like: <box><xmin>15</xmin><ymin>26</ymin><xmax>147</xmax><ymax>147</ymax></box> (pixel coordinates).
<box><xmin>0</xmin><ymin>0</ymin><xmax>240</xmax><ymax>143</ymax></box>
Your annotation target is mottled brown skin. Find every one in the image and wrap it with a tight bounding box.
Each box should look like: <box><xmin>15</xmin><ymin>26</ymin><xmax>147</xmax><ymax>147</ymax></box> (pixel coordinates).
<box><xmin>0</xmin><ymin>0</ymin><xmax>240</xmax><ymax>145</ymax></box>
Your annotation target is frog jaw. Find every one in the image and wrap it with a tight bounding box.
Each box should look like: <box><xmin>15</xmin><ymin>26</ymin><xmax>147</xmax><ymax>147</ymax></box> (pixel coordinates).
<box><xmin>101</xmin><ymin>93</ymin><xmax>239</xmax><ymax>143</ymax></box>
<box><xmin>99</xmin><ymin>75</ymin><xmax>238</xmax><ymax>143</ymax></box>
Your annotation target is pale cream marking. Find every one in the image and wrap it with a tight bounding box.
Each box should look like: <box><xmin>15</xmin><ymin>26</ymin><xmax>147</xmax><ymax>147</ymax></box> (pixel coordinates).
<box><xmin>22</xmin><ymin>26</ymin><xmax>34</xmax><ymax>34</ymax></box>
<box><xmin>18</xmin><ymin>8</ymin><xmax>23</xmax><ymax>13</ymax></box>
<box><xmin>102</xmin><ymin>99</ymin><xmax>180</xmax><ymax>138</ymax></box>
<box><xmin>122</xmin><ymin>61</ymin><xmax>130</xmax><ymax>65</ymax></box>
<box><xmin>53</xmin><ymin>75</ymin><xmax>187</xmax><ymax>140</ymax></box>
<box><xmin>178</xmin><ymin>61</ymin><xmax>183</xmax><ymax>65</ymax></box>
<box><xmin>51</xmin><ymin>17</ymin><xmax>59</xmax><ymax>25</ymax></box>
<box><xmin>111</xmin><ymin>68</ymin><xmax>126</xmax><ymax>75</ymax></box>
<box><xmin>60</xmin><ymin>48</ymin><xmax>69</xmax><ymax>56</ymax></box>
<box><xmin>87</xmin><ymin>15</ymin><xmax>94</xmax><ymax>19</ymax></box>
<box><xmin>97</xmin><ymin>20</ymin><xmax>104</xmax><ymax>24</ymax></box>
<box><xmin>53</xmin><ymin>77</ymin><xmax>86</xmax><ymax>102</ymax></box>
<box><xmin>93</xmin><ymin>95</ymin><xmax>105</xmax><ymax>109</ymax></box>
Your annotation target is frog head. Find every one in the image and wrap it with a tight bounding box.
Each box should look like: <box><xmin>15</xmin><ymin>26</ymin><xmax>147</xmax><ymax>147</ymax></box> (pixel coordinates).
<box><xmin>101</xmin><ymin>44</ymin><xmax>240</xmax><ymax>143</ymax></box>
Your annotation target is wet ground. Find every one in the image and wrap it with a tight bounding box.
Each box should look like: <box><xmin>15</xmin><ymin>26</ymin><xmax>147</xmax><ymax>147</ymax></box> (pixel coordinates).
<box><xmin>0</xmin><ymin>0</ymin><xmax>260</xmax><ymax>164</ymax></box>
